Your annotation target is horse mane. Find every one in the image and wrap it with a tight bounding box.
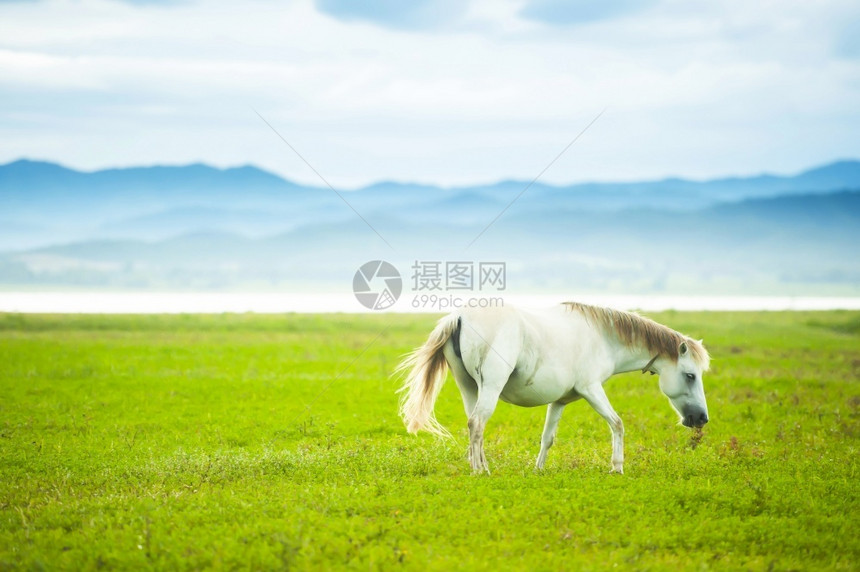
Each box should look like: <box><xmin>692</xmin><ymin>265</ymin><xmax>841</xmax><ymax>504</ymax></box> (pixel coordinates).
<box><xmin>562</xmin><ymin>302</ymin><xmax>710</xmax><ymax>370</ymax></box>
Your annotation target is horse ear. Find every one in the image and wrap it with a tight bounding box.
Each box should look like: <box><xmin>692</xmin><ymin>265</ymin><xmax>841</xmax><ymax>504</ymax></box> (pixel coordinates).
<box><xmin>679</xmin><ymin>341</ymin><xmax>689</xmax><ymax>356</ymax></box>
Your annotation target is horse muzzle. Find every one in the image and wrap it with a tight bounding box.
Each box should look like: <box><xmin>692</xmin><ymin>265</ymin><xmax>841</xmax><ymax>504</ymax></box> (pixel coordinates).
<box><xmin>681</xmin><ymin>407</ymin><xmax>709</xmax><ymax>428</ymax></box>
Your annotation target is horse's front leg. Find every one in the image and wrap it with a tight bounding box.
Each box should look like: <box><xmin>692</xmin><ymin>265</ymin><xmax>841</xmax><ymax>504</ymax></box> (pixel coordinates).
<box><xmin>581</xmin><ymin>384</ymin><xmax>625</xmax><ymax>474</ymax></box>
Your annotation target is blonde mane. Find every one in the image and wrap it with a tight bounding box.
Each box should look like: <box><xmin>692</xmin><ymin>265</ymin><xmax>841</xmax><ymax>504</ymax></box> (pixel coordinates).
<box><xmin>562</xmin><ymin>302</ymin><xmax>710</xmax><ymax>370</ymax></box>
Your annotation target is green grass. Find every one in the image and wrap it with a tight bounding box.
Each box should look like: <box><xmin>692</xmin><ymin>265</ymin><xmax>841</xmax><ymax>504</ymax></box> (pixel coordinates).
<box><xmin>0</xmin><ymin>311</ymin><xmax>858</xmax><ymax>570</ymax></box>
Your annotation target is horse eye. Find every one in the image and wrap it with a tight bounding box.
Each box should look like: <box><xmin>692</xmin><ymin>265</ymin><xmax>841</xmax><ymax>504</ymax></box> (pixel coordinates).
<box><xmin>685</xmin><ymin>373</ymin><xmax>696</xmax><ymax>382</ymax></box>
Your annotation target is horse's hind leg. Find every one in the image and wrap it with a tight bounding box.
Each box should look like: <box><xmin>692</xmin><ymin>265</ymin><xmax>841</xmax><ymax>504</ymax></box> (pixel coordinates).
<box><xmin>445</xmin><ymin>346</ymin><xmax>482</xmax><ymax>468</ymax></box>
<box><xmin>536</xmin><ymin>402</ymin><xmax>566</xmax><ymax>470</ymax></box>
<box><xmin>445</xmin><ymin>344</ymin><xmax>490</xmax><ymax>471</ymax></box>
<box><xmin>467</xmin><ymin>390</ymin><xmax>499</xmax><ymax>474</ymax></box>
<box><xmin>444</xmin><ymin>344</ymin><xmax>478</xmax><ymax>418</ymax></box>
<box><xmin>466</xmin><ymin>354</ymin><xmax>512</xmax><ymax>474</ymax></box>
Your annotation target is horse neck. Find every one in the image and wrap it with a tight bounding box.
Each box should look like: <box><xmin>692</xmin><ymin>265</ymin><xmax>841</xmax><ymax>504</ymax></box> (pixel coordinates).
<box><xmin>609</xmin><ymin>340</ymin><xmax>660</xmax><ymax>375</ymax></box>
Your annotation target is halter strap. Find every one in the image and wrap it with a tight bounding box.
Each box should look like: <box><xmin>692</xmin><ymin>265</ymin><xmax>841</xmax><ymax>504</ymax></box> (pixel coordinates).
<box><xmin>642</xmin><ymin>354</ymin><xmax>658</xmax><ymax>375</ymax></box>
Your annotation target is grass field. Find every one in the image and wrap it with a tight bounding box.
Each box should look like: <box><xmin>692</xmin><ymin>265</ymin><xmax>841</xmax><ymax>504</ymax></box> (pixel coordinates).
<box><xmin>0</xmin><ymin>310</ymin><xmax>858</xmax><ymax>570</ymax></box>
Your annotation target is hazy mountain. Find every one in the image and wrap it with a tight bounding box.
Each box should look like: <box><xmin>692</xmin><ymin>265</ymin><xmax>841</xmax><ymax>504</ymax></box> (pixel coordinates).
<box><xmin>0</xmin><ymin>159</ymin><xmax>294</xmax><ymax>196</ymax></box>
<box><xmin>2</xmin><ymin>190</ymin><xmax>858</xmax><ymax>293</ymax></box>
<box><xmin>1</xmin><ymin>158</ymin><xmax>858</xmax><ymax>293</ymax></box>
<box><xmin>0</xmin><ymin>160</ymin><xmax>342</xmax><ymax>247</ymax></box>
<box><xmin>3</xmin><ymin>158</ymin><xmax>860</xmax><ymax>248</ymax></box>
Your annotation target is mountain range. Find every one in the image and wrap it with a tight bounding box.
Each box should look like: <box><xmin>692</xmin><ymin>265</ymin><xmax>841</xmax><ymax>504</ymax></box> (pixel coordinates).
<box><xmin>1</xmin><ymin>159</ymin><xmax>858</xmax><ymax>293</ymax></box>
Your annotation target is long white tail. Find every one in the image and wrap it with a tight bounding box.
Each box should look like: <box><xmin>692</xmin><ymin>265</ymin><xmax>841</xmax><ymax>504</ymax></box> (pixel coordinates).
<box><xmin>396</xmin><ymin>313</ymin><xmax>460</xmax><ymax>437</ymax></box>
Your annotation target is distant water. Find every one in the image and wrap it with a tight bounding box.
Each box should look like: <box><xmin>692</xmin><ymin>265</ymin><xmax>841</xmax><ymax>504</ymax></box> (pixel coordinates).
<box><xmin>1</xmin><ymin>292</ymin><xmax>859</xmax><ymax>313</ymax></box>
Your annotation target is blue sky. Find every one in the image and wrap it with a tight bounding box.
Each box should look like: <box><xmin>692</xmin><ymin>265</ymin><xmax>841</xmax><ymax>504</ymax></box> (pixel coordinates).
<box><xmin>0</xmin><ymin>0</ymin><xmax>858</xmax><ymax>187</ymax></box>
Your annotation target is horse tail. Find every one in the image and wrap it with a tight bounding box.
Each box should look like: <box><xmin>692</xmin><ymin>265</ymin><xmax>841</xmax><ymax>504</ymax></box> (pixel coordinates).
<box><xmin>396</xmin><ymin>313</ymin><xmax>460</xmax><ymax>438</ymax></box>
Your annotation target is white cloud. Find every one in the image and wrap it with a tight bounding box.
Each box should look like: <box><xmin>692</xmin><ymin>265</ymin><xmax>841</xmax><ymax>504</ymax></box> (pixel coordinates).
<box><xmin>0</xmin><ymin>0</ymin><xmax>858</xmax><ymax>186</ymax></box>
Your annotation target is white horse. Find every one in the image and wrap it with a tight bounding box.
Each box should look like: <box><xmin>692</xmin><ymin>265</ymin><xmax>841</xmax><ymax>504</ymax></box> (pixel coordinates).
<box><xmin>397</xmin><ymin>302</ymin><xmax>710</xmax><ymax>474</ymax></box>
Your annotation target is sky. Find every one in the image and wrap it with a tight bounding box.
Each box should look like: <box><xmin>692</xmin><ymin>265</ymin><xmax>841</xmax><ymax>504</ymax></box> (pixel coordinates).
<box><xmin>0</xmin><ymin>0</ymin><xmax>858</xmax><ymax>188</ymax></box>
